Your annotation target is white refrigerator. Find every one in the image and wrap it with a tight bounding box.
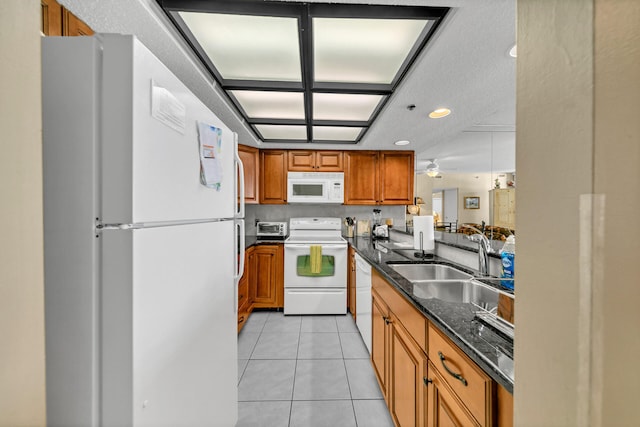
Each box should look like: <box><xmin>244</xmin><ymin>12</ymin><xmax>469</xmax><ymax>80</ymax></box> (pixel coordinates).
<box><xmin>42</xmin><ymin>35</ymin><xmax>244</xmax><ymax>427</ymax></box>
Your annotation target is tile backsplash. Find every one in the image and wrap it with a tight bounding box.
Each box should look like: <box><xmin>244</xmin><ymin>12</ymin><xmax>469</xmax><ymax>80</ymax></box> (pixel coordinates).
<box><xmin>245</xmin><ymin>204</ymin><xmax>407</xmax><ymax>236</ymax></box>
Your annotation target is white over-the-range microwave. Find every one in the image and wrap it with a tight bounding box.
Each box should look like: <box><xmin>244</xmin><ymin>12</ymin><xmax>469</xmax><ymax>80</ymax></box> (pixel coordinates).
<box><xmin>287</xmin><ymin>172</ymin><xmax>344</xmax><ymax>204</ymax></box>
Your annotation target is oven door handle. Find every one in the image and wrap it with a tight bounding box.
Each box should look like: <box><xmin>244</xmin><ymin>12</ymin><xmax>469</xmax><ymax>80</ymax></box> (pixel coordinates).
<box><xmin>286</xmin><ymin>290</ymin><xmax>346</xmax><ymax>295</ymax></box>
<box><xmin>285</xmin><ymin>244</ymin><xmax>347</xmax><ymax>249</ymax></box>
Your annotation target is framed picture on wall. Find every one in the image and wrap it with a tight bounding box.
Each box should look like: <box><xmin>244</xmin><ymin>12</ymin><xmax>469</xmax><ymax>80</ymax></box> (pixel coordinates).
<box><xmin>464</xmin><ymin>196</ymin><xmax>480</xmax><ymax>209</ymax></box>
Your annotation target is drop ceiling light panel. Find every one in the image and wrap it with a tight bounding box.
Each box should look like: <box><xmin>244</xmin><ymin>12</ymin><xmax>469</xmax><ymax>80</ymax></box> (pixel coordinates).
<box><xmin>313</xmin><ymin>126</ymin><xmax>363</xmax><ymax>142</ymax></box>
<box><xmin>178</xmin><ymin>12</ymin><xmax>301</xmax><ymax>82</ymax></box>
<box><xmin>312</xmin><ymin>18</ymin><xmax>429</xmax><ymax>84</ymax></box>
<box><xmin>255</xmin><ymin>125</ymin><xmax>307</xmax><ymax>141</ymax></box>
<box><xmin>230</xmin><ymin>90</ymin><xmax>305</xmax><ymax>120</ymax></box>
<box><xmin>313</xmin><ymin>93</ymin><xmax>383</xmax><ymax>121</ymax></box>
<box><xmin>163</xmin><ymin>1</ymin><xmax>448</xmax><ymax>144</ymax></box>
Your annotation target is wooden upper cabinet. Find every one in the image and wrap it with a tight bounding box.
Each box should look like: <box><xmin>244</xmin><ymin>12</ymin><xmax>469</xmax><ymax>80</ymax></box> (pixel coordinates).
<box><xmin>316</xmin><ymin>151</ymin><xmax>343</xmax><ymax>171</ymax></box>
<box><xmin>288</xmin><ymin>150</ymin><xmax>343</xmax><ymax>172</ymax></box>
<box><xmin>63</xmin><ymin>9</ymin><xmax>94</xmax><ymax>36</ymax></box>
<box><xmin>41</xmin><ymin>0</ymin><xmax>93</xmax><ymax>37</ymax></box>
<box><xmin>344</xmin><ymin>151</ymin><xmax>379</xmax><ymax>204</ymax></box>
<box><xmin>238</xmin><ymin>144</ymin><xmax>259</xmax><ymax>204</ymax></box>
<box><xmin>41</xmin><ymin>0</ymin><xmax>62</xmax><ymax>36</ymax></box>
<box><xmin>344</xmin><ymin>151</ymin><xmax>413</xmax><ymax>205</ymax></box>
<box><xmin>259</xmin><ymin>150</ymin><xmax>287</xmax><ymax>204</ymax></box>
<box><xmin>288</xmin><ymin>151</ymin><xmax>315</xmax><ymax>171</ymax></box>
<box><xmin>379</xmin><ymin>151</ymin><xmax>414</xmax><ymax>205</ymax></box>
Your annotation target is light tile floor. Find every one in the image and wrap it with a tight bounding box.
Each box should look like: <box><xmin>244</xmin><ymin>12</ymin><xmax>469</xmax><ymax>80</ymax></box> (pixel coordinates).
<box><xmin>237</xmin><ymin>311</ymin><xmax>394</xmax><ymax>427</ymax></box>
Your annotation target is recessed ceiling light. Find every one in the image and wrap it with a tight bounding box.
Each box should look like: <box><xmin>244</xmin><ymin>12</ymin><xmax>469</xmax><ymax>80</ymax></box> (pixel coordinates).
<box><xmin>394</xmin><ymin>140</ymin><xmax>410</xmax><ymax>146</ymax></box>
<box><xmin>509</xmin><ymin>44</ymin><xmax>517</xmax><ymax>58</ymax></box>
<box><xmin>428</xmin><ymin>108</ymin><xmax>451</xmax><ymax>119</ymax></box>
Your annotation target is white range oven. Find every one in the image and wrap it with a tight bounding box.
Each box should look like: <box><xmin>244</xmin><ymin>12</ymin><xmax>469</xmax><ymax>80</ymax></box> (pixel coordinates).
<box><xmin>284</xmin><ymin>218</ymin><xmax>347</xmax><ymax>315</ymax></box>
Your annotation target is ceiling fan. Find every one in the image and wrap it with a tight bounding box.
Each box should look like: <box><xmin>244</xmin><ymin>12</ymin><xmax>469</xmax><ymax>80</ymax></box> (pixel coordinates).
<box><xmin>416</xmin><ymin>158</ymin><xmax>459</xmax><ymax>177</ymax></box>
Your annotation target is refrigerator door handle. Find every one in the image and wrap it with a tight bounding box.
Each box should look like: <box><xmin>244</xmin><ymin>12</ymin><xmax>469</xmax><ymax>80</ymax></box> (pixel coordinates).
<box><xmin>234</xmin><ymin>220</ymin><xmax>245</xmax><ymax>312</ymax></box>
<box><xmin>234</xmin><ymin>133</ymin><xmax>245</xmax><ymax>219</ymax></box>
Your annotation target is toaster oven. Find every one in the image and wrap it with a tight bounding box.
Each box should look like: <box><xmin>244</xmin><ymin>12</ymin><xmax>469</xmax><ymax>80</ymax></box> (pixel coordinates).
<box><xmin>256</xmin><ymin>221</ymin><xmax>288</xmax><ymax>238</ymax></box>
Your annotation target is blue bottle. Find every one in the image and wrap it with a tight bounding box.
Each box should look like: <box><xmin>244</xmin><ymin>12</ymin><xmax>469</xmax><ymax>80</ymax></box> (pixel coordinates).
<box><xmin>500</xmin><ymin>236</ymin><xmax>515</xmax><ymax>290</ymax></box>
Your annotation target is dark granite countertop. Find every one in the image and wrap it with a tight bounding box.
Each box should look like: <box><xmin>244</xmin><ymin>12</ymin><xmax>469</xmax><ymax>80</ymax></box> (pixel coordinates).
<box><xmin>396</xmin><ymin>229</ymin><xmax>506</xmax><ymax>258</ymax></box>
<box><xmin>347</xmin><ymin>235</ymin><xmax>514</xmax><ymax>393</ymax></box>
<box><xmin>245</xmin><ymin>236</ymin><xmax>287</xmax><ymax>248</ymax></box>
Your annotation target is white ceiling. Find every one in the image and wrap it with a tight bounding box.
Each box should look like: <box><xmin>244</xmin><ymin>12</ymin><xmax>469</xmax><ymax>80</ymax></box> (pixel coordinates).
<box><xmin>58</xmin><ymin>0</ymin><xmax>516</xmax><ymax>173</ymax></box>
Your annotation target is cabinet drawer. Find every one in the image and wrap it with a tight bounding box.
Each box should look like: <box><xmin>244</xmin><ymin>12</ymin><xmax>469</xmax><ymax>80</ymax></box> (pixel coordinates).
<box><xmin>428</xmin><ymin>323</ymin><xmax>492</xmax><ymax>426</ymax></box>
<box><xmin>372</xmin><ymin>270</ymin><xmax>426</xmax><ymax>350</ymax></box>
<box><xmin>428</xmin><ymin>361</ymin><xmax>481</xmax><ymax>427</ymax></box>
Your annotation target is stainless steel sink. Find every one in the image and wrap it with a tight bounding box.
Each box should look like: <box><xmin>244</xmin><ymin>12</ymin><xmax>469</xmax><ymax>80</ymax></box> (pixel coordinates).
<box><xmin>411</xmin><ymin>280</ymin><xmax>499</xmax><ymax>310</ymax></box>
<box><xmin>387</xmin><ymin>263</ymin><xmax>473</xmax><ymax>281</ymax></box>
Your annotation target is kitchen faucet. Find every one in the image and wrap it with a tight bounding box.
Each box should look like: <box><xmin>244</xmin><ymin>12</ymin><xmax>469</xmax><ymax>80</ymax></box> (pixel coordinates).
<box><xmin>461</xmin><ymin>224</ymin><xmax>492</xmax><ymax>276</ymax></box>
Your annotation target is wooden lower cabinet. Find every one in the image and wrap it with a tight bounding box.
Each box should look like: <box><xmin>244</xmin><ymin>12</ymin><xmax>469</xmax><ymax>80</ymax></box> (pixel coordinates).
<box><xmin>372</xmin><ymin>290</ymin><xmax>390</xmax><ymax>401</ymax></box>
<box><xmin>237</xmin><ymin>247</ymin><xmax>254</xmax><ymax>332</ymax></box>
<box><xmin>371</xmin><ymin>270</ymin><xmax>512</xmax><ymax>426</ymax></box>
<box><xmin>250</xmin><ymin>244</ymin><xmax>284</xmax><ymax>308</ymax></box>
<box><xmin>428</xmin><ymin>361</ymin><xmax>480</xmax><ymax>427</ymax></box>
<box><xmin>496</xmin><ymin>385</ymin><xmax>513</xmax><ymax>427</ymax></box>
<box><xmin>389</xmin><ymin>316</ymin><xmax>428</xmax><ymax>427</ymax></box>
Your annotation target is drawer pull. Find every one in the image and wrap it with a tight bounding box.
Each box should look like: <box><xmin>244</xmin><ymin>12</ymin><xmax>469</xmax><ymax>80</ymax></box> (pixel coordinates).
<box><xmin>438</xmin><ymin>351</ymin><xmax>468</xmax><ymax>386</ymax></box>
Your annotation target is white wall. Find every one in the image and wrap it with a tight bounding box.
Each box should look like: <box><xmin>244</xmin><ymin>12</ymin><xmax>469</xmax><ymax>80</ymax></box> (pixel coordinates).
<box><xmin>0</xmin><ymin>1</ymin><xmax>47</xmax><ymax>426</ymax></box>
<box><xmin>516</xmin><ymin>0</ymin><xmax>640</xmax><ymax>425</ymax></box>
<box><xmin>417</xmin><ymin>172</ymin><xmax>495</xmax><ymax>225</ymax></box>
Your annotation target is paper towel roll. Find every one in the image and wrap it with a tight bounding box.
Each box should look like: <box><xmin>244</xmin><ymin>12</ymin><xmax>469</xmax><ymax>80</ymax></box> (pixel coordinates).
<box><xmin>413</xmin><ymin>215</ymin><xmax>435</xmax><ymax>251</ymax></box>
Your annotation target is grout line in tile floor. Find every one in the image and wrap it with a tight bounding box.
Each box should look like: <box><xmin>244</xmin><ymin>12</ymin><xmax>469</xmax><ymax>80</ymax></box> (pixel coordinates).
<box><xmin>236</xmin><ymin>311</ymin><xmax>394</xmax><ymax>427</ymax></box>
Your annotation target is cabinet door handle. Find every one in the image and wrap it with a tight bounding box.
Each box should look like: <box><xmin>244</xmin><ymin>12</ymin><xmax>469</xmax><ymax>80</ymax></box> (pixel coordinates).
<box><xmin>423</xmin><ymin>377</ymin><xmax>433</xmax><ymax>386</ymax></box>
<box><xmin>384</xmin><ymin>317</ymin><xmax>391</xmax><ymax>325</ymax></box>
<box><xmin>438</xmin><ymin>351</ymin><xmax>468</xmax><ymax>386</ymax></box>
